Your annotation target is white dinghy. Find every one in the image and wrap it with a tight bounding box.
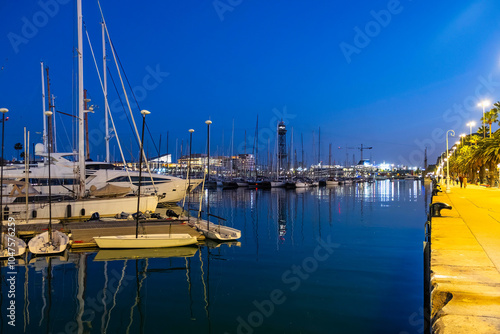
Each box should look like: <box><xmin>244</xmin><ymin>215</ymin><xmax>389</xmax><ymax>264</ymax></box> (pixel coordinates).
<box><xmin>0</xmin><ymin>234</ymin><xmax>27</xmax><ymax>258</ymax></box>
<box><xmin>28</xmin><ymin>230</ymin><xmax>69</xmax><ymax>255</ymax></box>
<box><xmin>93</xmin><ymin>233</ymin><xmax>198</xmax><ymax>249</ymax></box>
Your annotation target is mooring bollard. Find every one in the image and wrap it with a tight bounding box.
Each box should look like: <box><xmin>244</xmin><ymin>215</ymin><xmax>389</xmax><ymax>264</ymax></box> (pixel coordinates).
<box><xmin>430</xmin><ymin>202</ymin><xmax>452</xmax><ymax>217</ymax></box>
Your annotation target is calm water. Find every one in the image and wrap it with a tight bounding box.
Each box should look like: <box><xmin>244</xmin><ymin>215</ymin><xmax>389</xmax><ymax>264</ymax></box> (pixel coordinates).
<box><xmin>1</xmin><ymin>180</ymin><xmax>428</xmax><ymax>334</ymax></box>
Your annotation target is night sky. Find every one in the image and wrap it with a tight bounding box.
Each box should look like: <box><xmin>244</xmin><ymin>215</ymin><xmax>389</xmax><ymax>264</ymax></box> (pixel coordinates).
<box><xmin>1</xmin><ymin>0</ymin><xmax>499</xmax><ymax>167</ymax></box>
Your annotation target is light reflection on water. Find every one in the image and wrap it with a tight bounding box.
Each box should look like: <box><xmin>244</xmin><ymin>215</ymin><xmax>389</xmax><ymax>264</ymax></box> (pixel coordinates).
<box><xmin>1</xmin><ymin>179</ymin><xmax>427</xmax><ymax>334</ymax></box>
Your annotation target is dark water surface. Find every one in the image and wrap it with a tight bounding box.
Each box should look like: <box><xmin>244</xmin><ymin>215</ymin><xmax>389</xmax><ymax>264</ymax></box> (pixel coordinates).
<box><xmin>1</xmin><ymin>180</ymin><xmax>427</xmax><ymax>334</ymax></box>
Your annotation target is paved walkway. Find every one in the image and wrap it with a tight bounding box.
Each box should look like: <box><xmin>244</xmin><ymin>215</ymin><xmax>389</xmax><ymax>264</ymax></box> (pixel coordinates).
<box><xmin>431</xmin><ymin>183</ymin><xmax>500</xmax><ymax>333</ymax></box>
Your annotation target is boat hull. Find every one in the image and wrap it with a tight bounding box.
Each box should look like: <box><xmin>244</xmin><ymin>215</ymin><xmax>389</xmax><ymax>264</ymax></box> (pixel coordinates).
<box><xmin>5</xmin><ymin>195</ymin><xmax>158</xmax><ymax>220</ymax></box>
<box><xmin>28</xmin><ymin>230</ymin><xmax>69</xmax><ymax>255</ymax></box>
<box><xmin>0</xmin><ymin>235</ymin><xmax>27</xmax><ymax>258</ymax></box>
<box><xmin>194</xmin><ymin>219</ymin><xmax>241</xmax><ymax>241</ymax></box>
<box><xmin>94</xmin><ymin>233</ymin><xmax>198</xmax><ymax>249</ymax></box>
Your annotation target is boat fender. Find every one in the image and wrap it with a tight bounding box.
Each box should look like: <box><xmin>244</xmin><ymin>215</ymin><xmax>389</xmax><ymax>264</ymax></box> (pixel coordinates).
<box><xmin>80</xmin><ymin>208</ymin><xmax>85</xmax><ymax>216</ymax></box>
<box><xmin>90</xmin><ymin>212</ymin><xmax>100</xmax><ymax>221</ymax></box>
<box><xmin>166</xmin><ymin>209</ymin><xmax>179</xmax><ymax>218</ymax></box>
<box><xmin>32</xmin><ymin>210</ymin><xmax>37</xmax><ymax>218</ymax></box>
<box><xmin>3</xmin><ymin>206</ymin><xmax>9</xmax><ymax>220</ymax></box>
<box><xmin>66</xmin><ymin>204</ymin><xmax>72</xmax><ymax>218</ymax></box>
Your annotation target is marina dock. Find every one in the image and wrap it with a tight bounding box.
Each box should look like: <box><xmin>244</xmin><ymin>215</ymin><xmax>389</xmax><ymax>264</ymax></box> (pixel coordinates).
<box><xmin>430</xmin><ymin>184</ymin><xmax>500</xmax><ymax>333</ymax></box>
<box><xmin>11</xmin><ymin>217</ymin><xmax>205</xmax><ymax>249</ymax></box>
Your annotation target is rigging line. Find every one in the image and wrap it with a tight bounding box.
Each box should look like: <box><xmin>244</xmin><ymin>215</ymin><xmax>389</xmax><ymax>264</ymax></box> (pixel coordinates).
<box><xmin>107</xmin><ymin>68</ymin><xmax>136</xmax><ymax>145</ymax></box>
<box><xmin>83</xmin><ymin>21</ymin><xmax>133</xmax><ymax>184</ymax></box>
<box><xmin>53</xmin><ymin>101</ymin><xmax>72</xmax><ymax>154</ymax></box>
<box><xmin>97</xmin><ymin>4</ymin><xmax>157</xmax><ymax>192</ymax></box>
<box><xmin>105</xmin><ymin>69</ymin><xmax>134</xmax><ymax>184</ymax></box>
<box><xmin>107</xmin><ymin>31</ymin><xmax>159</xmax><ymax>156</ymax></box>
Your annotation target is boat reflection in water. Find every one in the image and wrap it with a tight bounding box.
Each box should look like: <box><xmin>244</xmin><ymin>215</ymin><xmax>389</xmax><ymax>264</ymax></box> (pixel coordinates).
<box><xmin>0</xmin><ymin>179</ymin><xmax>427</xmax><ymax>334</ymax></box>
<box><xmin>1</xmin><ymin>240</ymin><xmax>241</xmax><ymax>334</ymax></box>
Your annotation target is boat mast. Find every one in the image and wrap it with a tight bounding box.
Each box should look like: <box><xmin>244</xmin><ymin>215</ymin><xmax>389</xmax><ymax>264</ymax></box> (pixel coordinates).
<box><xmin>45</xmin><ymin>67</ymin><xmax>53</xmax><ymax>153</ymax></box>
<box><xmin>254</xmin><ymin>115</ymin><xmax>258</xmax><ymax>180</ymax></box>
<box><xmin>102</xmin><ymin>21</ymin><xmax>110</xmax><ymax>163</ymax></box>
<box><xmin>41</xmin><ymin>62</ymin><xmax>47</xmax><ymax>154</ymax></box>
<box><xmin>52</xmin><ymin>94</ymin><xmax>57</xmax><ymax>152</ymax></box>
<box><xmin>77</xmin><ymin>0</ymin><xmax>85</xmax><ymax>198</ymax></box>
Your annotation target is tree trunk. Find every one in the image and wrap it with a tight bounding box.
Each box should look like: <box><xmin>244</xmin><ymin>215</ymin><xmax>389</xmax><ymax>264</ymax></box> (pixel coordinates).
<box><xmin>479</xmin><ymin>165</ymin><xmax>485</xmax><ymax>184</ymax></box>
<box><xmin>489</xmin><ymin>162</ymin><xmax>496</xmax><ymax>187</ymax></box>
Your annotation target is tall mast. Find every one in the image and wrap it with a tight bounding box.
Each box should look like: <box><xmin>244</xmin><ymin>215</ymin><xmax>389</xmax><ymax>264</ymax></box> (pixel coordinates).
<box><xmin>45</xmin><ymin>67</ymin><xmax>53</xmax><ymax>153</ymax></box>
<box><xmin>301</xmin><ymin>133</ymin><xmax>304</xmax><ymax>168</ymax></box>
<box><xmin>52</xmin><ymin>94</ymin><xmax>57</xmax><ymax>152</ymax></box>
<box><xmin>254</xmin><ymin>115</ymin><xmax>258</xmax><ymax>179</ymax></box>
<box><xmin>102</xmin><ymin>21</ymin><xmax>110</xmax><ymax>163</ymax></box>
<box><xmin>231</xmin><ymin>119</ymin><xmax>234</xmax><ymax>175</ymax></box>
<box><xmin>318</xmin><ymin>127</ymin><xmax>321</xmax><ymax>165</ymax></box>
<box><xmin>77</xmin><ymin>0</ymin><xmax>85</xmax><ymax>198</ymax></box>
<box><xmin>41</xmin><ymin>62</ymin><xmax>47</xmax><ymax>153</ymax></box>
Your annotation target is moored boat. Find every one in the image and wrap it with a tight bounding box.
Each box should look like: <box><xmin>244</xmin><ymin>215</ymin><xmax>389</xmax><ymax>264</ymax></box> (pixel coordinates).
<box><xmin>28</xmin><ymin>230</ymin><xmax>69</xmax><ymax>255</ymax></box>
<box><xmin>93</xmin><ymin>233</ymin><xmax>198</xmax><ymax>249</ymax></box>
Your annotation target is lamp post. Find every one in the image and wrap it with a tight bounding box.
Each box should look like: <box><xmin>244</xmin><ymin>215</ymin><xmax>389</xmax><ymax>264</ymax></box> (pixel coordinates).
<box><xmin>136</xmin><ymin>109</ymin><xmax>150</xmax><ymax>238</ymax></box>
<box><xmin>446</xmin><ymin>130</ymin><xmax>455</xmax><ymax>193</ymax></box>
<box><xmin>466</xmin><ymin>121</ymin><xmax>475</xmax><ymax>138</ymax></box>
<box><xmin>477</xmin><ymin>101</ymin><xmax>490</xmax><ymax>139</ymax></box>
<box><xmin>0</xmin><ymin>108</ymin><xmax>8</xmax><ymax>234</ymax></box>
<box><xmin>188</xmin><ymin>129</ymin><xmax>194</xmax><ymax>189</ymax></box>
<box><xmin>460</xmin><ymin>134</ymin><xmax>465</xmax><ymax>145</ymax></box>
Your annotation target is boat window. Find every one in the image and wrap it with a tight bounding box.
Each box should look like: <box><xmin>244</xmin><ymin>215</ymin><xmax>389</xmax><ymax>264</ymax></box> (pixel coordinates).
<box><xmin>29</xmin><ymin>178</ymin><xmax>77</xmax><ymax>186</ymax></box>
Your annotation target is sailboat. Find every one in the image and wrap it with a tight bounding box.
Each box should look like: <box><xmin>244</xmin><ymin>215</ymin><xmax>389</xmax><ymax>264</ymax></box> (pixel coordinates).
<box><xmin>0</xmin><ymin>232</ymin><xmax>27</xmax><ymax>258</ymax></box>
<box><xmin>28</xmin><ymin>111</ymin><xmax>69</xmax><ymax>255</ymax></box>
<box><xmin>93</xmin><ymin>233</ymin><xmax>198</xmax><ymax>249</ymax></box>
<box><xmin>28</xmin><ymin>230</ymin><xmax>69</xmax><ymax>255</ymax></box>
<box><xmin>94</xmin><ymin>109</ymin><xmax>197</xmax><ymax>249</ymax></box>
<box><xmin>190</xmin><ymin>127</ymin><xmax>241</xmax><ymax>241</ymax></box>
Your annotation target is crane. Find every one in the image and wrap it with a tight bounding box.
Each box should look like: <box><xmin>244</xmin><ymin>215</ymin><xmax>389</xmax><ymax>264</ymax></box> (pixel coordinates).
<box><xmin>345</xmin><ymin>144</ymin><xmax>373</xmax><ymax>164</ymax></box>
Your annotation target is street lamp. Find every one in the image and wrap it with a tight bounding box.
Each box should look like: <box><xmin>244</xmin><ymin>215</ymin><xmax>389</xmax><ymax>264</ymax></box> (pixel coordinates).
<box><xmin>188</xmin><ymin>129</ymin><xmax>194</xmax><ymax>188</ymax></box>
<box><xmin>460</xmin><ymin>134</ymin><xmax>466</xmax><ymax>145</ymax></box>
<box><xmin>477</xmin><ymin>100</ymin><xmax>490</xmax><ymax>138</ymax></box>
<box><xmin>0</xmin><ymin>108</ymin><xmax>8</xmax><ymax>230</ymax></box>
<box><xmin>135</xmin><ymin>109</ymin><xmax>150</xmax><ymax>238</ymax></box>
<box><xmin>466</xmin><ymin>121</ymin><xmax>475</xmax><ymax>137</ymax></box>
<box><xmin>446</xmin><ymin>130</ymin><xmax>455</xmax><ymax>193</ymax></box>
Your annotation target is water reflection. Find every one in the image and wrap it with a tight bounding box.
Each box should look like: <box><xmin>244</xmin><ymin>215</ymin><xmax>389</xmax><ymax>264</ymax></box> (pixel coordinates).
<box><xmin>0</xmin><ymin>179</ymin><xmax>426</xmax><ymax>334</ymax></box>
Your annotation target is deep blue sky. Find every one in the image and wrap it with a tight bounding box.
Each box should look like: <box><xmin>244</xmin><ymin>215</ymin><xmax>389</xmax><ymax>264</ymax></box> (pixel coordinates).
<box><xmin>1</xmin><ymin>0</ymin><xmax>500</xmax><ymax>167</ymax></box>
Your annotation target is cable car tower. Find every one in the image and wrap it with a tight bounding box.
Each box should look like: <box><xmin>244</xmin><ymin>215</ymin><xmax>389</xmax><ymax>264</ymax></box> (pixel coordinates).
<box><xmin>277</xmin><ymin>120</ymin><xmax>287</xmax><ymax>170</ymax></box>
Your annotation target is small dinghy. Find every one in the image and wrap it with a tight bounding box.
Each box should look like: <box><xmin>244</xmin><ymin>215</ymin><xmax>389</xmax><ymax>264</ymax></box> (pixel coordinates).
<box><xmin>194</xmin><ymin>219</ymin><xmax>241</xmax><ymax>241</ymax></box>
<box><xmin>0</xmin><ymin>234</ymin><xmax>27</xmax><ymax>258</ymax></box>
<box><xmin>93</xmin><ymin>233</ymin><xmax>198</xmax><ymax>249</ymax></box>
<box><xmin>28</xmin><ymin>230</ymin><xmax>69</xmax><ymax>255</ymax></box>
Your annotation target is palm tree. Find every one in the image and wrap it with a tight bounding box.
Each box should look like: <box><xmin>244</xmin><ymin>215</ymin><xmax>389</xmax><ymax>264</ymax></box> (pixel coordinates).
<box><xmin>492</xmin><ymin>101</ymin><xmax>500</xmax><ymax>126</ymax></box>
<box><xmin>483</xmin><ymin>109</ymin><xmax>498</xmax><ymax>138</ymax></box>
<box><xmin>477</xmin><ymin>125</ymin><xmax>489</xmax><ymax>139</ymax></box>
<box><xmin>469</xmin><ymin>134</ymin><xmax>480</xmax><ymax>145</ymax></box>
<box><xmin>14</xmin><ymin>142</ymin><xmax>22</xmax><ymax>161</ymax></box>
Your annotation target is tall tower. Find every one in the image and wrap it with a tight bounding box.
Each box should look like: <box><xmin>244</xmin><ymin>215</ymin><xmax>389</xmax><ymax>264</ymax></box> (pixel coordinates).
<box><xmin>277</xmin><ymin>121</ymin><xmax>287</xmax><ymax>169</ymax></box>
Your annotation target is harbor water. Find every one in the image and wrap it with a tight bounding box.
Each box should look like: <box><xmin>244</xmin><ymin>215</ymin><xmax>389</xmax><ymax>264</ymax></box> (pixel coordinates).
<box><xmin>1</xmin><ymin>180</ymin><xmax>427</xmax><ymax>334</ymax></box>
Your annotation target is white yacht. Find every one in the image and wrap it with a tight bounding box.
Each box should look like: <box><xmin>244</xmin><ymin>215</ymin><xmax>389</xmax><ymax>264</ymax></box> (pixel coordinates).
<box><xmin>2</xmin><ymin>151</ymin><xmax>202</xmax><ymax>205</ymax></box>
